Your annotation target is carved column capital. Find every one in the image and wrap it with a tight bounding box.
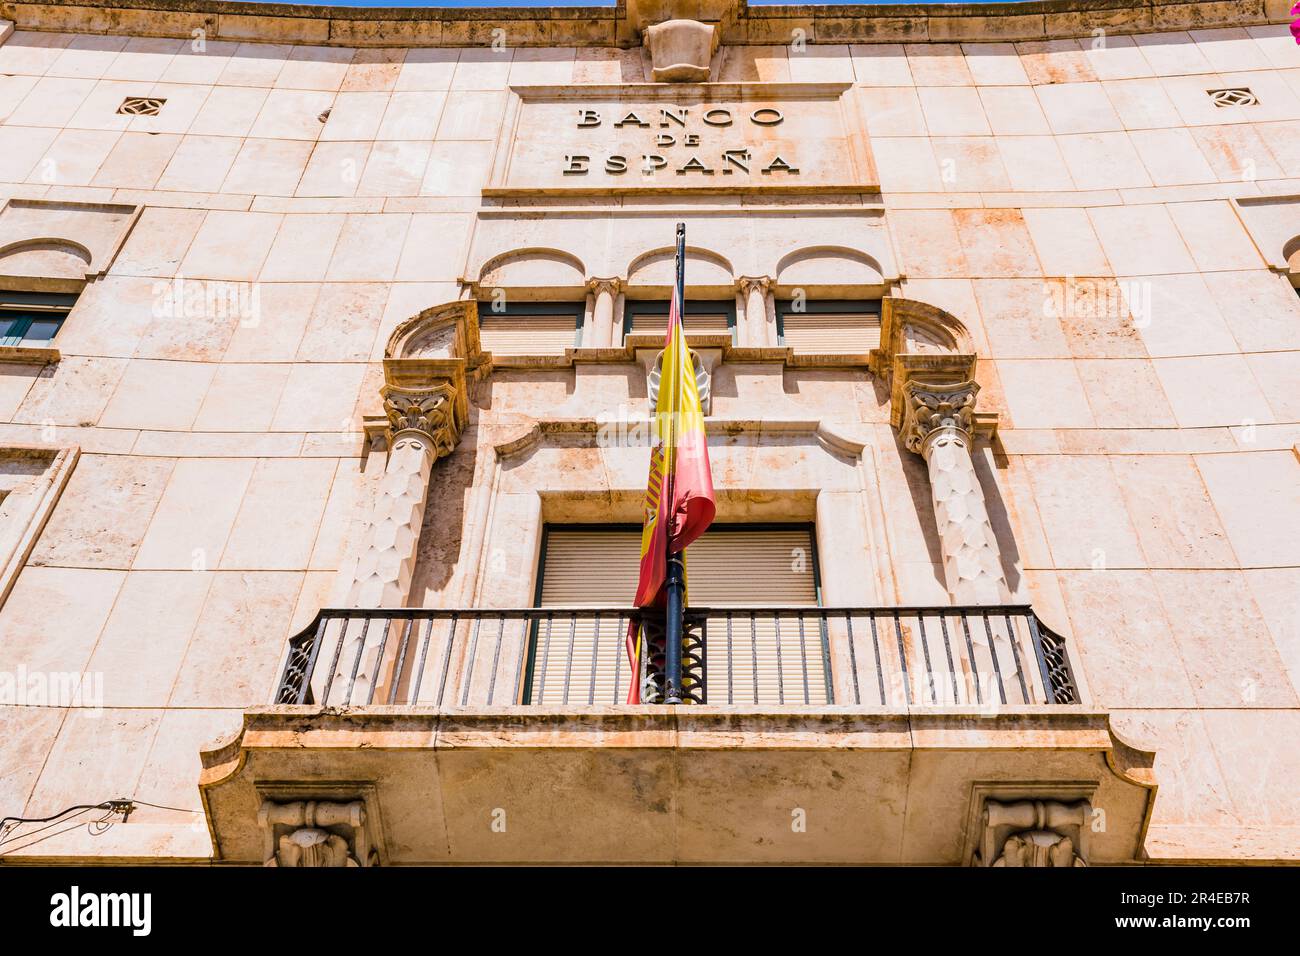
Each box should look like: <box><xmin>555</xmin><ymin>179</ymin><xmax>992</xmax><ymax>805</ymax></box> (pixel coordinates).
<box><xmin>900</xmin><ymin>378</ymin><xmax>978</xmax><ymax>458</ymax></box>
<box><xmin>586</xmin><ymin>276</ymin><xmax>622</xmax><ymax>298</ymax></box>
<box><xmin>379</xmin><ymin>357</ymin><xmax>467</xmax><ymax>460</ymax></box>
<box><xmin>736</xmin><ymin>275</ymin><xmax>772</xmax><ymax>297</ymax></box>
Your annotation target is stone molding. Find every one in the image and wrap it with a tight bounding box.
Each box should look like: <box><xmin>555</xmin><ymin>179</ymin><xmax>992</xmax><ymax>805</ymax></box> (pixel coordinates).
<box><xmin>0</xmin><ymin>1</ymin><xmax>1282</xmax><ymax>48</ymax></box>
<box><xmin>0</xmin><ymin>444</ymin><xmax>78</xmax><ymax>611</ymax></box>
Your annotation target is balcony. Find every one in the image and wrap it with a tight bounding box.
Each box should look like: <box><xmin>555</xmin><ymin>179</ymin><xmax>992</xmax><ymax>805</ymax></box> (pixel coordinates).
<box><xmin>273</xmin><ymin>604</ymin><xmax>1081</xmax><ymax>710</ymax></box>
<box><xmin>196</xmin><ymin>600</ymin><xmax>1159</xmax><ymax>866</ymax></box>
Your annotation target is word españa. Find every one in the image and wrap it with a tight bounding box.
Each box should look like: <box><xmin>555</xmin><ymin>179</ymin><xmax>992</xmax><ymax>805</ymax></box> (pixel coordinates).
<box><xmin>563</xmin><ymin>106</ymin><xmax>798</xmax><ymax>177</ymax></box>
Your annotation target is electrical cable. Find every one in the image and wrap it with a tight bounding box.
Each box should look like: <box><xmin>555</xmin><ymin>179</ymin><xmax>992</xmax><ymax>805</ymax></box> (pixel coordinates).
<box><xmin>0</xmin><ymin>796</ymin><xmax>203</xmax><ymax>855</ymax></box>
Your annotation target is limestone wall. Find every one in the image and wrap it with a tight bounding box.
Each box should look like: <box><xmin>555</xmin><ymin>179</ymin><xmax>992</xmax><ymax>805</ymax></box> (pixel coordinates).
<box><xmin>0</xmin><ymin>9</ymin><xmax>1297</xmax><ymax>861</ymax></box>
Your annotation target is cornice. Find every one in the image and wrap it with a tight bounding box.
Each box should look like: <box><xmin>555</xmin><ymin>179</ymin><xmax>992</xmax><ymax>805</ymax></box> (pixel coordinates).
<box><xmin>0</xmin><ymin>0</ymin><xmax>1284</xmax><ymax>48</ymax></box>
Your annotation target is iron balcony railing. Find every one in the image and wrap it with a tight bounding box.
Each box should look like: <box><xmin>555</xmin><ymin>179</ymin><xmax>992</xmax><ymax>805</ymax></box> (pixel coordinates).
<box><xmin>274</xmin><ymin>605</ymin><xmax>1079</xmax><ymax>709</ymax></box>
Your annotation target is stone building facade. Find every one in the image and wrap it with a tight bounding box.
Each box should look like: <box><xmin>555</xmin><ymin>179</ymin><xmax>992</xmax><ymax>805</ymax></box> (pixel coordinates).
<box><xmin>0</xmin><ymin>0</ymin><xmax>1297</xmax><ymax>865</ymax></box>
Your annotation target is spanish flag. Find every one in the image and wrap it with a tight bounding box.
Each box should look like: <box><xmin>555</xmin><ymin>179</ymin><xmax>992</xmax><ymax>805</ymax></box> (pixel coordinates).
<box><xmin>626</xmin><ymin>224</ymin><xmax>716</xmax><ymax>702</ymax></box>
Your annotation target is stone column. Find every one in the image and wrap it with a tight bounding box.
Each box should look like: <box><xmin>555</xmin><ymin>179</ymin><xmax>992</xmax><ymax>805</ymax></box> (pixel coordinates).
<box><xmin>585</xmin><ymin>277</ymin><xmax>621</xmax><ymax>348</ymax></box>
<box><xmin>900</xmin><ymin>378</ymin><xmax>1007</xmax><ymax>605</ymax></box>
<box><xmin>737</xmin><ymin>276</ymin><xmax>772</xmax><ymax>347</ymax></box>
<box><xmin>330</xmin><ymin>359</ymin><xmax>466</xmax><ymax>703</ymax></box>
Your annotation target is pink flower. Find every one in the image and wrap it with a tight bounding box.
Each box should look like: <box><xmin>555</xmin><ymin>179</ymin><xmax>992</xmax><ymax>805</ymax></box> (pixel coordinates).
<box><xmin>1293</xmin><ymin>2</ymin><xmax>1300</xmax><ymax>45</ymax></box>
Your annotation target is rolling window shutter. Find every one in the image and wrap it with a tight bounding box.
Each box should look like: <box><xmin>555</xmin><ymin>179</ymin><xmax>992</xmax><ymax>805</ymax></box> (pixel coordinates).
<box><xmin>627</xmin><ymin>312</ymin><xmax>730</xmax><ymax>339</ymax></box>
<box><xmin>532</xmin><ymin>527</ymin><xmax>826</xmax><ymax>705</ymax></box>
<box><xmin>782</xmin><ymin>312</ymin><xmax>881</xmax><ymax>354</ymax></box>
<box><xmin>480</xmin><ymin>314</ymin><xmax>577</xmax><ymax>356</ymax></box>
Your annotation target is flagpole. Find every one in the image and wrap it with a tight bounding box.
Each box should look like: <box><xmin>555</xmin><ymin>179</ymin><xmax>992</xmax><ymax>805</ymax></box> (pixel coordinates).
<box><xmin>663</xmin><ymin>222</ymin><xmax>687</xmax><ymax>705</ymax></box>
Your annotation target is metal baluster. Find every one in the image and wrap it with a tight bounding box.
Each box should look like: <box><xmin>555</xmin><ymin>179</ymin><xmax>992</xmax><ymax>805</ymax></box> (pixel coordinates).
<box><xmin>960</xmin><ymin>611</ymin><xmax>982</xmax><ymax>706</ymax></box>
<box><xmin>868</xmin><ymin>612</ymin><xmax>886</xmax><ymax>706</ymax></box>
<box><xmin>387</xmin><ymin>617</ymin><xmax>414</xmax><ymax>705</ymax></box>
<box><xmin>983</xmin><ymin>612</ymin><xmax>1007</xmax><ymax>706</ymax></box>
<box><xmin>366</xmin><ymin>617</ymin><xmax>393</xmax><ymax>704</ymax></box>
<box><xmin>1005</xmin><ymin>612</ymin><xmax>1031</xmax><ymax>704</ymax></box>
<box><xmin>298</xmin><ymin>615</ymin><xmax>328</xmax><ymax>705</ymax></box>
<box><xmin>436</xmin><ymin>615</ymin><xmax>458</xmax><ymax>707</ymax></box>
<box><xmin>411</xmin><ymin>616</ymin><xmax>436</xmax><ymax>704</ymax></box>
<box><xmin>536</xmin><ymin>613</ymin><xmax>554</xmax><ymax>704</ymax></box>
<box><xmin>938</xmin><ymin>613</ymin><xmax>958</xmax><ymax>705</ymax></box>
<box><xmin>818</xmin><ymin>610</ymin><xmax>834</xmax><ymax>705</ymax></box>
<box><xmin>844</xmin><ymin>612</ymin><xmax>861</xmax><ymax>706</ymax></box>
<box><xmin>344</xmin><ymin>617</ymin><xmax>372</xmax><ymax>706</ymax></box>
<box><xmin>487</xmin><ymin>614</ymin><xmax>505</xmax><ymax>706</ymax></box>
<box><xmin>1025</xmin><ymin>612</ymin><xmax>1055</xmax><ymax>705</ymax></box>
<box><xmin>917</xmin><ymin>613</ymin><xmax>936</xmax><ymax>704</ymax></box>
<box><xmin>725</xmin><ymin>612</ymin><xmax>735</xmax><ymax>705</ymax></box>
<box><xmin>561</xmin><ymin>613</ymin><xmax>577</xmax><ymax>705</ymax></box>
<box><xmin>323</xmin><ymin>616</ymin><xmax>349</xmax><ymax>706</ymax></box>
<box><xmin>613</xmin><ymin>614</ymin><xmax>624</xmax><ymax>705</ymax></box>
<box><xmin>588</xmin><ymin>613</ymin><xmax>601</xmax><ymax>706</ymax></box>
<box><xmin>797</xmin><ymin>612</ymin><xmax>811</xmax><ymax>704</ymax></box>
<box><xmin>513</xmin><ymin>617</ymin><xmax>528</xmax><ymax>705</ymax></box>
<box><xmin>893</xmin><ymin>610</ymin><xmax>911</xmax><ymax>706</ymax></box>
<box><xmin>773</xmin><ymin>613</ymin><xmax>785</xmax><ymax>705</ymax></box>
<box><xmin>460</xmin><ymin>616</ymin><xmax>483</xmax><ymax>707</ymax></box>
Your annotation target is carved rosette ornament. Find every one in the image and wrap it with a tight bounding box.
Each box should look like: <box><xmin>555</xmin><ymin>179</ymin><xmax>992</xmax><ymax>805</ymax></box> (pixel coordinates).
<box><xmin>259</xmin><ymin>799</ymin><xmax>375</xmax><ymax>867</ymax></box>
<box><xmin>973</xmin><ymin>799</ymin><xmax>1090</xmax><ymax>867</ymax></box>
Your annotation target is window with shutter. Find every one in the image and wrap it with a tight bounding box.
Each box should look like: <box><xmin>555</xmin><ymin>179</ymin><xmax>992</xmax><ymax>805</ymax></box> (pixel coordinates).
<box><xmin>776</xmin><ymin>299</ymin><xmax>882</xmax><ymax>355</ymax></box>
<box><xmin>526</xmin><ymin>525</ymin><xmax>827</xmax><ymax>705</ymax></box>
<box><xmin>623</xmin><ymin>299</ymin><xmax>735</xmax><ymax>343</ymax></box>
<box><xmin>477</xmin><ymin>301</ymin><xmax>583</xmax><ymax>356</ymax></box>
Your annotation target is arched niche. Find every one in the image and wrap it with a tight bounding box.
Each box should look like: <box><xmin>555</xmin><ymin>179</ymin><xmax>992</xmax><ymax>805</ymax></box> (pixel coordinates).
<box><xmin>0</xmin><ymin>238</ymin><xmax>94</xmax><ymax>283</ymax></box>
<box><xmin>775</xmin><ymin>246</ymin><xmax>884</xmax><ymax>294</ymax></box>
<box><xmin>626</xmin><ymin>245</ymin><xmax>732</xmax><ymax>292</ymax></box>
<box><xmin>478</xmin><ymin>248</ymin><xmax>586</xmax><ymax>295</ymax></box>
<box><xmin>385</xmin><ymin>299</ymin><xmax>484</xmax><ymax>363</ymax></box>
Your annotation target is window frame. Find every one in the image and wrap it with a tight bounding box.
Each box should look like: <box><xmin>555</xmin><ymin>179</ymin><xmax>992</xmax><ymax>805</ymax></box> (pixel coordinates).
<box><xmin>0</xmin><ymin>291</ymin><xmax>77</xmax><ymax>349</ymax></box>
<box><xmin>773</xmin><ymin>297</ymin><xmax>882</xmax><ymax>346</ymax></box>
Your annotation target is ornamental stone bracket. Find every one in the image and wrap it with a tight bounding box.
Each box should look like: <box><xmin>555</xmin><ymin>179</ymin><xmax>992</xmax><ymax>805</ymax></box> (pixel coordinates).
<box><xmin>258</xmin><ymin>796</ymin><xmax>380</xmax><ymax>867</ymax></box>
<box><xmin>628</xmin><ymin>0</ymin><xmax>736</xmax><ymax>81</ymax></box>
<box><xmin>969</xmin><ymin>794</ymin><xmax>1095</xmax><ymax>867</ymax></box>
<box><xmin>643</xmin><ymin>18</ymin><xmax>720</xmax><ymax>82</ymax></box>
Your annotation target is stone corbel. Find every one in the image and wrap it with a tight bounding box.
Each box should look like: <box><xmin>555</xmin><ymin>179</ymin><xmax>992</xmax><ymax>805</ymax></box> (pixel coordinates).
<box><xmin>259</xmin><ymin>799</ymin><xmax>376</xmax><ymax>867</ymax></box>
<box><xmin>973</xmin><ymin>799</ymin><xmax>1091</xmax><ymax>867</ymax></box>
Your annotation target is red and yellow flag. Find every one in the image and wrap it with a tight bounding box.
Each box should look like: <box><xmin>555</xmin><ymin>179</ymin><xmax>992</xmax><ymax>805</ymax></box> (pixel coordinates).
<box><xmin>626</xmin><ymin>226</ymin><xmax>716</xmax><ymax>702</ymax></box>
